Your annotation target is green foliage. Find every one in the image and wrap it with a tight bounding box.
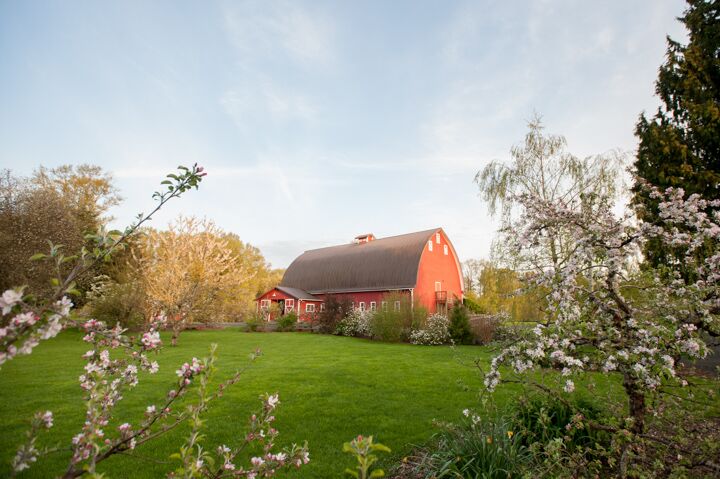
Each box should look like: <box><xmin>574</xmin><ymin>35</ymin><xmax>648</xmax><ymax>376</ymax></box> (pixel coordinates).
<box><xmin>85</xmin><ymin>278</ymin><xmax>146</xmax><ymax>330</ymax></box>
<box><xmin>369</xmin><ymin>309</ymin><xmax>405</xmax><ymax>343</ymax></box>
<box><xmin>343</xmin><ymin>435</ymin><xmax>391</xmax><ymax>479</ymax></box>
<box><xmin>512</xmin><ymin>394</ymin><xmax>609</xmax><ymax>451</ymax></box>
<box><xmin>462</xmin><ymin>295</ymin><xmax>484</xmax><ymax>314</ymax></box>
<box><xmin>244</xmin><ymin>312</ymin><xmax>263</xmax><ymax>332</ymax></box>
<box><xmin>370</xmin><ymin>293</ymin><xmax>426</xmax><ymax>342</ymax></box>
<box><xmin>633</xmin><ymin>0</ymin><xmax>720</xmax><ymax>268</ymax></box>
<box><xmin>448</xmin><ymin>304</ymin><xmax>473</xmax><ymax>345</ymax></box>
<box><xmin>474</xmin><ymin>262</ymin><xmax>543</xmax><ymax>323</ymax></box>
<box><xmin>277</xmin><ymin>311</ymin><xmax>298</xmax><ymax>331</ymax></box>
<box><xmin>414</xmin><ymin>414</ymin><xmax>530</xmax><ymax>478</ymax></box>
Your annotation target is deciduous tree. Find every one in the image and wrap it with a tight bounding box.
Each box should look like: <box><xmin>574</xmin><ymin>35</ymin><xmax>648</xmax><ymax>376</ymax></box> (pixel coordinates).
<box><xmin>476</xmin><ymin>116</ymin><xmax>623</xmax><ymax>274</ymax></box>
<box><xmin>137</xmin><ymin>216</ymin><xmax>242</xmax><ymax>345</ymax></box>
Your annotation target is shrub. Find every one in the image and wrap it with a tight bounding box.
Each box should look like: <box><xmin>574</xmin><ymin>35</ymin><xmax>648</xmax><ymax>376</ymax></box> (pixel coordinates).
<box><xmin>448</xmin><ymin>304</ymin><xmax>473</xmax><ymax>344</ymax></box>
<box><xmin>413</xmin><ymin>412</ymin><xmax>530</xmax><ymax>478</ymax></box>
<box><xmin>85</xmin><ymin>277</ymin><xmax>146</xmax><ymax>330</ymax></box>
<box><xmin>511</xmin><ymin>394</ymin><xmax>609</xmax><ymax>451</ymax></box>
<box><xmin>277</xmin><ymin>311</ymin><xmax>298</xmax><ymax>331</ymax></box>
<box><xmin>369</xmin><ymin>309</ymin><xmax>405</xmax><ymax>342</ymax></box>
<box><xmin>336</xmin><ymin>309</ymin><xmax>371</xmax><ymax>337</ymax></box>
<box><xmin>369</xmin><ymin>293</ymin><xmax>427</xmax><ymax>342</ymax></box>
<box><xmin>469</xmin><ymin>314</ymin><xmax>501</xmax><ymax>344</ymax></box>
<box><xmin>409</xmin><ymin>313</ymin><xmax>451</xmax><ymax>345</ymax></box>
<box><xmin>316</xmin><ymin>295</ymin><xmax>352</xmax><ymax>334</ymax></box>
<box><xmin>244</xmin><ymin>311</ymin><xmax>263</xmax><ymax>332</ymax></box>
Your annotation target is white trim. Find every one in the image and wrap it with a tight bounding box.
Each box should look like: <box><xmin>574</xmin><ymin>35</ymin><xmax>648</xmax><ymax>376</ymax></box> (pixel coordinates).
<box><xmin>428</xmin><ymin>240</ymin><xmax>433</xmax><ymax>252</ymax></box>
<box><xmin>285</xmin><ymin>298</ymin><xmax>294</xmax><ymax>313</ymax></box>
<box><xmin>444</xmin><ymin>244</ymin><xmax>448</xmax><ymax>255</ymax></box>
<box><xmin>394</xmin><ymin>301</ymin><xmax>401</xmax><ymax>312</ymax></box>
<box><xmin>320</xmin><ymin>303</ymin><xmax>325</xmax><ymax>312</ymax></box>
<box><xmin>359</xmin><ymin>302</ymin><xmax>366</xmax><ymax>311</ymax></box>
<box><xmin>436</xmin><ymin>232</ymin><xmax>441</xmax><ymax>244</ymax></box>
<box><xmin>305</xmin><ymin>303</ymin><xmax>315</xmax><ymax>313</ymax></box>
<box><xmin>435</xmin><ymin>281</ymin><xmax>442</xmax><ymax>292</ymax></box>
<box><xmin>381</xmin><ymin>301</ymin><xmax>388</xmax><ymax>311</ymax></box>
<box><xmin>370</xmin><ymin>301</ymin><xmax>377</xmax><ymax>312</ymax></box>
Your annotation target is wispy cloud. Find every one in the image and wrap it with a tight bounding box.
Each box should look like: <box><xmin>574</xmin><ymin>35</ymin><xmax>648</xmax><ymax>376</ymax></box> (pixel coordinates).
<box><xmin>222</xmin><ymin>0</ymin><xmax>335</xmax><ymax>69</ymax></box>
<box><xmin>220</xmin><ymin>80</ymin><xmax>317</xmax><ymax>129</ymax></box>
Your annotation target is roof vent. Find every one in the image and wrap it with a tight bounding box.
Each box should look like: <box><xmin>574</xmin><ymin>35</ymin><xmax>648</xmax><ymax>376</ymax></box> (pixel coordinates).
<box><xmin>353</xmin><ymin>233</ymin><xmax>375</xmax><ymax>244</ymax></box>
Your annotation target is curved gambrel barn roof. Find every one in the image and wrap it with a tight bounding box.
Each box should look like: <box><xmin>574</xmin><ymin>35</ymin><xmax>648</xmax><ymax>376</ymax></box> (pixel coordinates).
<box><xmin>280</xmin><ymin>228</ymin><xmax>439</xmax><ymax>294</ymax></box>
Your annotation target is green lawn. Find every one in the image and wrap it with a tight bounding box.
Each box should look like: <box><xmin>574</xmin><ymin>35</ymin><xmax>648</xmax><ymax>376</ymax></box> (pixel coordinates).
<box><xmin>0</xmin><ymin>330</ymin><xmax>522</xmax><ymax>478</ymax></box>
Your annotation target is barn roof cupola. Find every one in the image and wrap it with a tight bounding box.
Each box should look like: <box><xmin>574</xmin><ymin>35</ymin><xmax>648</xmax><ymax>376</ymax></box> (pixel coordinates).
<box><xmin>354</xmin><ymin>233</ymin><xmax>375</xmax><ymax>244</ymax></box>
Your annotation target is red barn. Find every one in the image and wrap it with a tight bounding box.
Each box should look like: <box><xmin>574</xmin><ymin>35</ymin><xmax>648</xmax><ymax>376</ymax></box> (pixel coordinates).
<box><xmin>256</xmin><ymin>228</ymin><xmax>463</xmax><ymax>322</ymax></box>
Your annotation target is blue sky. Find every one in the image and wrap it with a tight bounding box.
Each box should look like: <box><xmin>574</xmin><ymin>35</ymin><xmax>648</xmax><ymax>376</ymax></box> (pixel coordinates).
<box><xmin>0</xmin><ymin>0</ymin><xmax>687</xmax><ymax>268</ymax></box>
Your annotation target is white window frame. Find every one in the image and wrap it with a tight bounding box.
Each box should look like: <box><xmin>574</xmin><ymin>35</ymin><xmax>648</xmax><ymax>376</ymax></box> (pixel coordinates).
<box><xmin>443</xmin><ymin>244</ymin><xmax>448</xmax><ymax>255</ymax></box>
<box><xmin>394</xmin><ymin>301</ymin><xmax>401</xmax><ymax>312</ymax></box>
<box><xmin>285</xmin><ymin>299</ymin><xmax>294</xmax><ymax>313</ymax></box>
<box><xmin>351</xmin><ymin>301</ymin><xmax>355</xmax><ymax>310</ymax></box>
<box><xmin>436</xmin><ymin>232</ymin><xmax>441</xmax><ymax>244</ymax></box>
<box><xmin>370</xmin><ymin>301</ymin><xmax>377</xmax><ymax>312</ymax></box>
<box><xmin>435</xmin><ymin>281</ymin><xmax>442</xmax><ymax>292</ymax></box>
<box><xmin>320</xmin><ymin>303</ymin><xmax>325</xmax><ymax>312</ymax></box>
<box><xmin>305</xmin><ymin>303</ymin><xmax>315</xmax><ymax>313</ymax></box>
<box><xmin>260</xmin><ymin>299</ymin><xmax>271</xmax><ymax>309</ymax></box>
<box><xmin>359</xmin><ymin>302</ymin><xmax>366</xmax><ymax>312</ymax></box>
<box><xmin>428</xmin><ymin>240</ymin><xmax>433</xmax><ymax>252</ymax></box>
<box><xmin>381</xmin><ymin>301</ymin><xmax>388</xmax><ymax>311</ymax></box>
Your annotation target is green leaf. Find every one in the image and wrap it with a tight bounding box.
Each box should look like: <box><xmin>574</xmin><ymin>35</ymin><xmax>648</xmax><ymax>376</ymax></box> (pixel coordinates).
<box><xmin>344</xmin><ymin>469</ymin><xmax>359</xmax><ymax>478</ymax></box>
<box><xmin>161</xmin><ymin>180</ymin><xmax>172</xmax><ymax>185</ymax></box>
<box><xmin>370</xmin><ymin>470</ymin><xmax>385</xmax><ymax>478</ymax></box>
<box><xmin>29</xmin><ymin>253</ymin><xmax>46</xmax><ymax>261</ymax></box>
<box><xmin>371</xmin><ymin>443</ymin><xmax>391</xmax><ymax>453</ymax></box>
<box><xmin>50</xmin><ymin>278</ymin><xmax>60</xmax><ymax>287</ymax></box>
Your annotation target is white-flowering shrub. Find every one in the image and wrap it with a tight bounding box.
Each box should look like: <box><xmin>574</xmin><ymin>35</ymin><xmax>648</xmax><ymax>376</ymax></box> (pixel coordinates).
<box><xmin>335</xmin><ymin>309</ymin><xmax>372</xmax><ymax>337</ymax></box>
<box><xmin>410</xmin><ymin>314</ymin><xmax>451</xmax><ymax>345</ymax></box>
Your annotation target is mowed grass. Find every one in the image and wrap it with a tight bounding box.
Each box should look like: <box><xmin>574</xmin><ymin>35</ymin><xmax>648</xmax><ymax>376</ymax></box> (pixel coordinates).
<box><xmin>0</xmin><ymin>330</ymin><xmax>524</xmax><ymax>478</ymax></box>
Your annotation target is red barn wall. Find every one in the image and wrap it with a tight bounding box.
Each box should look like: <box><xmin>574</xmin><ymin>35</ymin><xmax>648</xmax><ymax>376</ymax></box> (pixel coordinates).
<box><xmin>314</xmin><ymin>291</ymin><xmax>411</xmax><ymax>312</ymax></box>
<box><xmin>415</xmin><ymin>229</ymin><xmax>464</xmax><ymax>313</ymax></box>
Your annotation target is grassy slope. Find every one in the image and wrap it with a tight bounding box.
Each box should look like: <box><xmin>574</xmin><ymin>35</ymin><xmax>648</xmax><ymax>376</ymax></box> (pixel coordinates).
<box><xmin>0</xmin><ymin>330</ymin><xmax>525</xmax><ymax>478</ymax></box>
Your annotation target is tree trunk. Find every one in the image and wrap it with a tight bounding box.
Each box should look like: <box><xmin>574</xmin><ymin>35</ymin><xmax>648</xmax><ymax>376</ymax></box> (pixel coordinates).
<box><xmin>622</xmin><ymin>374</ymin><xmax>646</xmax><ymax>435</ymax></box>
<box><xmin>171</xmin><ymin>324</ymin><xmax>181</xmax><ymax>347</ymax></box>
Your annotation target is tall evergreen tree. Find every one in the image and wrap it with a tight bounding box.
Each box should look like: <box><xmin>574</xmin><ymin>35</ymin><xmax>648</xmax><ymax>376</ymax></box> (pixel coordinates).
<box><xmin>633</xmin><ymin>0</ymin><xmax>720</xmax><ymax>267</ymax></box>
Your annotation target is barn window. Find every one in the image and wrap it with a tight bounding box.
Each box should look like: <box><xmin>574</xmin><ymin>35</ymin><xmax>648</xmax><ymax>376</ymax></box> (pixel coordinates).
<box><xmin>305</xmin><ymin>303</ymin><xmax>315</xmax><ymax>313</ymax></box>
<box><xmin>320</xmin><ymin>303</ymin><xmax>325</xmax><ymax>312</ymax></box>
<box><xmin>285</xmin><ymin>299</ymin><xmax>294</xmax><ymax>312</ymax></box>
<box><xmin>435</xmin><ymin>281</ymin><xmax>442</xmax><ymax>292</ymax></box>
<box><xmin>394</xmin><ymin>301</ymin><xmax>401</xmax><ymax>312</ymax></box>
<box><xmin>359</xmin><ymin>302</ymin><xmax>366</xmax><ymax>311</ymax></box>
<box><xmin>351</xmin><ymin>302</ymin><xmax>355</xmax><ymax>310</ymax></box>
<box><xmin>370</xmin><ymin>301</ymin><xmax>377</xmax><ymax>312</ymax></box>
<box><xmin>428</xmin><ymin>240</ymin><xmax>433</xmax><ymax>252</ymax></box>
<box><xmin>436</xmin><ymin>232</ymin><xmax>441</xmax><ymax>244</ymax></box>
<box><xmin>260</xmin><ymin>299</ymin><xmax>270</xmax><ymax>309</ymax></box>
<box><xmin>381</xmin><ymin>301</ymin><xmax>388</xmax><ymax>311</ymax></box>
<box><xmin>444</xmin><ymin>244</ymin><xmax>448</xmax><ymax>255</ymax></box>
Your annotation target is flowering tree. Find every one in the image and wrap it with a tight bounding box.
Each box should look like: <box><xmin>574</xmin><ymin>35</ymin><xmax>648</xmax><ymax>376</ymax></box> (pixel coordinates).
<box><xmin>482</xmin><ymin>184</ymin><xmax>719</xmax><ymax>473</ymax></box>
<box><xmin>136</xmin><ymin>216</ymin><xmax>243</xmax><ymax>345</ymax></box>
